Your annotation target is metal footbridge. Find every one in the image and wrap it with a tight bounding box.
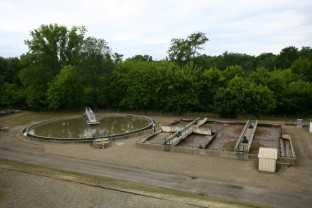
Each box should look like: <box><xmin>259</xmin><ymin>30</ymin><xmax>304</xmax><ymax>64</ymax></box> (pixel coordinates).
<box><xmin>85</xmin><ymin>107</ymin><xmax>99</xmax><ymax>125</ymax></box>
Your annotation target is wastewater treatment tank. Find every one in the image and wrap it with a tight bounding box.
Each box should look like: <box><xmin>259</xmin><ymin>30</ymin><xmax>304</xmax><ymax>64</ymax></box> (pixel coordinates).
<box><xmin>24</xmin><ymin>113</ymin><xmax>153</xmax><ymax>142</ymax></box>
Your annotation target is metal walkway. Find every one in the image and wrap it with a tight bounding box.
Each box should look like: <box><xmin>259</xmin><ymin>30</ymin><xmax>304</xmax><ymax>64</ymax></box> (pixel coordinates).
<box><xmin>85</xmin><ymin>107</ymin><xmax>99</xmax><ymax>125</ymax></box>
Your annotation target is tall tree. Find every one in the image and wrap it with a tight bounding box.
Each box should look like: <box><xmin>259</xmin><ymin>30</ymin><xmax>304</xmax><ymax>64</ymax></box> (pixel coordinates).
<box><xmin>0</xmin><ymin>57</ymin><xmax>24</xmax><ymax>108</ymax></box>
<box><xmin>24</xmin><ymin>23</ymin><xmax>86</xmax><ymax>74</ymax></box>
<box><xmin>0</xmin><ymin>57</ymin><xmax>8</xmax><ymax>87</ymax></box>
<box><xmin>20</xmin><ymin>24</ymin><xmax>86</xmax><ymax>109</ymax></box>
<box><xmin>213</xmin><ymin>77</ymin><xmax>275</xmax><ymax>118</ymax></box>
<box><xmin>112</xmin><ymin>53</ymin><xmax>124</xmax><ymax>64</ymax></box>
<box><xmin>282</xmin><ymin>80</ymin><xmax>312</xmax><ymax>116</ymax></box>
<box><xmin>256</xmin><ymin>53</ymin><xmax>277</xmax><ymax>71</ymax></box>
<box><xmin>168</xmin><ymin>32</ymin><xmax>208</xmax><ymax>65</ymax></box>
<box><xmin>215</xmin><ymin>52</ymin><xmax>256</xmax><ymax>71</ymax></box>
<box><xmin>276</xmin><ymin>46</ymin><xmax>299</xmax><ymax>69</ymax></box>
<box><xmin>126</xmin><ymin>54</ymin><xmax>153</xmax><ymax>62</ymax></box>
<box><xmin>299</xmin><ymin>46</ymin><xmax>312</xmax><ymax>61</ymax></box>
<box><xmin>79</xmin><ymin>37</ymin><xmax>114</xmax><ymax>107</ymax></box>
<box><xmin>290</xmin><ymin>58</ymin><xmax>312</xmax><ymax>82</ymax></box>
<box><xmin>47</xmin><ymin>65</ymin><xmax>84</xmax><ymax>110</ymax></box>
<box><xmin>198</xmin><ymin>67</ymin><xmax>222</xmax><ymax>111</ymax></box>
<box><xmin>221</xmin><ymin>65</ymin><xmax>245</xmax><ymax>84</ymax></box>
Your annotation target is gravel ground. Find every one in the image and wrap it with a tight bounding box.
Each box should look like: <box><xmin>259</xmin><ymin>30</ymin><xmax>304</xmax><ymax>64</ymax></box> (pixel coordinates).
<box><xmin>178</xmin><ymin>134</ymin><xmax>214</xmax><ymax>149</ymax></box>
<box><xmin>253</xmin><ymin>126</ymin><xmax>281</xmax><ymax>149</ymax></box>
<box><xmin>204</xmin><ymin>122</ymin><xmax>244</xmax><ymax>150</ymax></box>
<box><xmin>0</xmin><ymin>169</ymin><xmax>197</xmax><ymax>208</ymax></box>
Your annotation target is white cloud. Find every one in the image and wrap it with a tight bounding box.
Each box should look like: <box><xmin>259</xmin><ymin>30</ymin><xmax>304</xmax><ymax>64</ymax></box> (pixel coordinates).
<box><xmin>0</xmin><ymin>0</ymin><xmax>311</xmax><ymax>59</ymax></box>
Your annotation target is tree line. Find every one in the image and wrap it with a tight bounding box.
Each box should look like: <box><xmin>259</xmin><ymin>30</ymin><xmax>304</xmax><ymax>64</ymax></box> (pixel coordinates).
<box><xmin>0</xmin><ymin>23</ymin><xmax>311</xmax><ymax>117</ymax></box>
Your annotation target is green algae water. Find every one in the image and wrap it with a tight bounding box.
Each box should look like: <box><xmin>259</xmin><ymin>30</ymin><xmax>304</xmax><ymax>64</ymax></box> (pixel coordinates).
<box><xmin>29</xmin><ymin>116</ymin><xmax>150</xmax><ymax>138</ymax></box>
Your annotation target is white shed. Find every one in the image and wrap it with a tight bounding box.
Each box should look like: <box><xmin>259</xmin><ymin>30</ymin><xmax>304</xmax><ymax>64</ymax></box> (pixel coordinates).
<box><xmin>258</xmin><ymin>147</ymin><xmax>278</xmax><ymax>172</ymax></box>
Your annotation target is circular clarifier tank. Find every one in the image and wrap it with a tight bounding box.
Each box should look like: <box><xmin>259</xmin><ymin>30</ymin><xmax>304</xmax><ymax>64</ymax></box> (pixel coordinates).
<box><xmin>24</xmin><ymin>113</ymin><xmax>153</xmax><ymax>142</ymax></box>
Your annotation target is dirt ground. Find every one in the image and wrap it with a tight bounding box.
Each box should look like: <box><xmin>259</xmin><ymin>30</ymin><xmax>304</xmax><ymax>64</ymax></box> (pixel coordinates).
<box><xmin>0</xmin><ymin>112</ymin><xmax>312</xmax><ymax>201</ymax></box>
<box><xmin>0</xmin><ymin>168</ymin><xmax>197</xmax><ymax>208</ymax></box>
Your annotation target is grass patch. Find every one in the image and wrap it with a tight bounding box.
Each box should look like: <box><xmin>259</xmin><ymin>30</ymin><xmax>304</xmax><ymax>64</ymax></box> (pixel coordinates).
<box><xmin>0</xmin><ymin>158</ymin><xmax>257</xmax><ymax>208</ymax></box>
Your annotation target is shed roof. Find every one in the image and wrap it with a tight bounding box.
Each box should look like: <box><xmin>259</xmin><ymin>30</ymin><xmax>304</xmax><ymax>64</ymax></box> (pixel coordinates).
<box><xmin>258</xmin><ymin>147</ymin><xmax>278</xmax><ymax>159</ymax></box>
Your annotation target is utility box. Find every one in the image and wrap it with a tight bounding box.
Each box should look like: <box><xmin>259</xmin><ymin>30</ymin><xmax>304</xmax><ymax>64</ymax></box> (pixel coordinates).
<box><xmin>258</xmin><ymin>147</ymin><xmax>277</xmax><ymax>172</ymax></box>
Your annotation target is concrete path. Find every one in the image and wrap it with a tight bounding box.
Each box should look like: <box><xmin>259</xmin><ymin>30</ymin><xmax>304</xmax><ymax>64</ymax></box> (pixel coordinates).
<box><xmin>0</xmin><ymin>147</ymin><xmax>311</xmax><ymax>208</ymax></box>
<box><xmin>236</xmin><ymin>120</ymin><xmax>257</xmax><ymax>153</ymax></box>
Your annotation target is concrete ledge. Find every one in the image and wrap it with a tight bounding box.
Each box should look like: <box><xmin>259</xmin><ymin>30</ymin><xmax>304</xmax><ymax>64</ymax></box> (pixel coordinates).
<box><xmin>113</xmin><ymin>129</ymin><xmax>154</xmax><ymax>141</ymax></box>
<box><xmin>282</xmin><ymin>135</ymin><xmax>296</xmax><ymax>158</ymax></box>
<box><xmin>279</xmin><ymin>134</ymin><xmax>296</xmax><ymax>165</ymax></box>
<box><xmin>137</xmin><ymin>137</ymin><xmax>295</xmax><ymax>165</ymax></box>
<box><xmin>277</xmin><ymin>157</ymin><xmax>296</xmax><ymax>166</ymax></box>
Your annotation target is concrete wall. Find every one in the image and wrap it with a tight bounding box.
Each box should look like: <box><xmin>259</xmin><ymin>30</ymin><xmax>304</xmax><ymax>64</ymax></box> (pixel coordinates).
<box><xmin>137</xmin><ymin>137</ymin><xmax>295</xmax><ymax>165</ymax></box>
<box><xmin>161</xmin><ymin>118</ymin><xmax>203</xmax><ymax>133</ymax></box>
<box><xmin>171</xmin><ymin>146</ymin><xmax>258</xmax><ymax>160</ymax></box>
<box><xmin>277</xmin><ymin>157</ymin><xmax>296</xmax><ymax>166</ymax></box>
<box><xmin>279</xmin><ymin>134</ymin><xmax>296</xmax><ymax>165</ymax></box>
<box><xmin>161</xmin><ymin>126</ymin><xmax>183</xmax><ymax>133</ymax></box>
<box><xmin>172</xmin><ymin>145</ymin><xmax>295</xmax><ymax>164</ymax></box>
<box><xmin>112</xmin><ymin>129</ymin><xmax>154</xmax><ymax>141</ymax></box>
<box><xmin>136</xmin><ymin>121</ymin><xmax>296</xmax><ymax>166</ymax></box>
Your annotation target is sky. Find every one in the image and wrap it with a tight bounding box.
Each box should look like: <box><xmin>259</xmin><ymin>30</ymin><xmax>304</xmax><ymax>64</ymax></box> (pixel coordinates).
<box><xmin>0</xmin><ymin>0</ymin><xmax>311</xmax><ymax>60</ymax></box>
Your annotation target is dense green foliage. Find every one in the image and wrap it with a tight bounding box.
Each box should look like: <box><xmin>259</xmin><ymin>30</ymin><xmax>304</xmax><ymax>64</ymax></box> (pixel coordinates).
<box><xmin>168</xmin><ymin>32</ymin><xmax>209</xmax><ymax>65</ymax></box>
<box><xmin>1</xmin><ymin>24</ymin><xmax>312</xmax><ymax>117</ymax></box>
